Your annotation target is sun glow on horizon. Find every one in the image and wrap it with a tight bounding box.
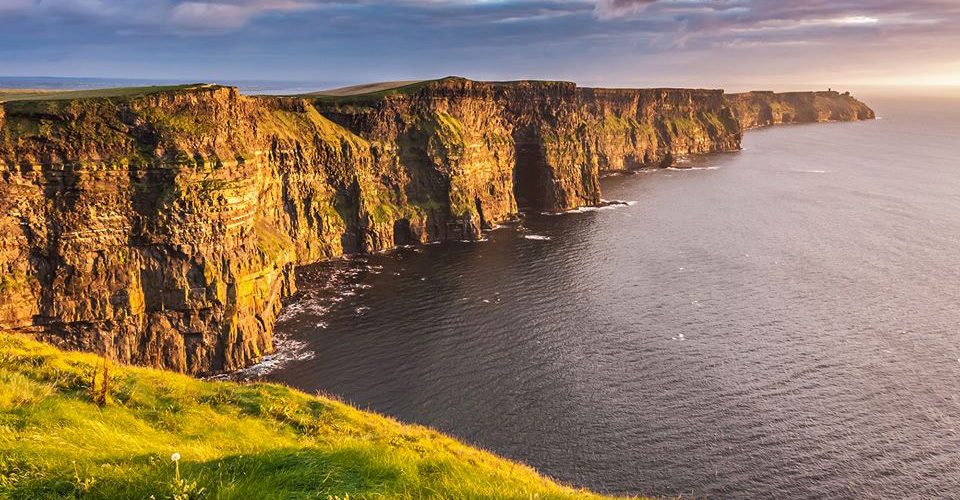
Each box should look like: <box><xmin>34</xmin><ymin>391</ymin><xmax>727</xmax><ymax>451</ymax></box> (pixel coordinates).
<box><xmin>871</xmin><ymin>67</ymin><xmax>960</xmax><ymax>87</ymax></box>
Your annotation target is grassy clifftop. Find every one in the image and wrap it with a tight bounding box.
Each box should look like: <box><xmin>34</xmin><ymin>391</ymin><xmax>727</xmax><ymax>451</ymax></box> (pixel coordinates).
<box><xmin>0</xmin><ymin>332</ymin><xmax>623</xmax><ymax>499</ymax></box>
<box><xmin>0</xmin><ymin>84</ymin><xmax>212</xmax><ymax>103</ymax></box>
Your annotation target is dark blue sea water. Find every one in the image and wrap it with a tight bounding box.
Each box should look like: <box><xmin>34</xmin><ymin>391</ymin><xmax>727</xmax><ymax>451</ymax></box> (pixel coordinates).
<box><xmin>267</xmin><ymin>91</ymin><xmax>960</xmax><ymax>499</ymax></box>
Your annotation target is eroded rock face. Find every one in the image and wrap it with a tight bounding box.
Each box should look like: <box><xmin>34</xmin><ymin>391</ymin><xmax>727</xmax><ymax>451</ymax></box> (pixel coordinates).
<box><xmin>0</xmin><ymin>79</ymin><xmax>871</xmax><ymax>374</ymax></box>
<box><xmin>726</xmin><ymin>90</ymin><xmax>875</xmax><ymax>129</ymax></box>
<box><xmin>1</xmin><ymin>88</ymin><xmax>311</xmax><ymax>373</ymax></box>
<box><xmin>578</xmin><ymin>87</ymin><xmax>742</xmax><ymax>174</ymax></box>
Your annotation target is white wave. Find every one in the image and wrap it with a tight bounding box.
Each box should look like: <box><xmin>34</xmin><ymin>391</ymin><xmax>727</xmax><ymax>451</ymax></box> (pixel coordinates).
<box><xmin>600</xmin><ymin>199</ymin><xmax>637</xmax><ymax>206</ymax></box>
<box><xmin>209</xmin><ymin>335</ymin><xmax>315</xmax><ymax>381</ymax></box>
<box><xmin>666</xmin><ymin>165</ymin><xmax>721</xmax><ymax>171</ymax></box>
<box><xmin>789</xmin><ymin>169</ymin><xmax>828</xmax><ymax>174</ymax></box>
<box><xmin>540</xmin><ymin>200</ymin><xmax>637</xmax><ymax>215</ymax></box>
<box><xmin>562</xmin><ymin>200</ymin><xmax>635</xmax><ymax>214</ymax></box>
<box><xmin>522</xmin><ymin>234</ymin><xmax>551</xmax><ymax>240</ymax></box>
<box><xmin>277</xmin><ymin>300</ymin><xmax>330</xmax><ymax>322</ymax></box>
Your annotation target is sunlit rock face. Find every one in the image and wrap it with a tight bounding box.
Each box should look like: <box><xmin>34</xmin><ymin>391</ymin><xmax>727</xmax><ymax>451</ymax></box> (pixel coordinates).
<box><xmin>726</xmin><ymin>90</ymin><xmax>875</xmax><ymax>129</ymax></box>
<box><xmin>0</xmin><ymin>79</ymin><xmax>872</xmax><ymax>374</ymax></box>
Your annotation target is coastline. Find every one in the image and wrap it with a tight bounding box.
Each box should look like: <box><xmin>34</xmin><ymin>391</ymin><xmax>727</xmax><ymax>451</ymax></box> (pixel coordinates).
<box><xmin>0</xmin><ymin>78</ymin><xmax>873</xmax><ymax>376</ymax></box>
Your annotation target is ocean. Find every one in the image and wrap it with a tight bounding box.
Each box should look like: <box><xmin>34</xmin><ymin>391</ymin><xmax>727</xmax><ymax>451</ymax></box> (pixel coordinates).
<box><xmin>266</xmin><ymin>90</ymin><xmax>960</xmax><ymax>498</ymax></box>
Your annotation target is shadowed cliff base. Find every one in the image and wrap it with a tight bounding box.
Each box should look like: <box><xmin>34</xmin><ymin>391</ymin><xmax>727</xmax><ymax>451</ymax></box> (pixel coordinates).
<box><xmin>0</xmin><ymin>77</ymin><xmax>874</xmax><ymax>374</ymax></box>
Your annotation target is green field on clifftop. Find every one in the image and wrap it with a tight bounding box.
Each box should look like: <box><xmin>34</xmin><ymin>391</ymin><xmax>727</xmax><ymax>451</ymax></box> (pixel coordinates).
<box><xmin>0</xmin><ymin>84</ymin><xmax>210</xmax><ymax>103</ymax></box>
<box><xmin>0</xmin><ymin>332</ymin><xmax>624</xmax><ymax>499</ymax></box>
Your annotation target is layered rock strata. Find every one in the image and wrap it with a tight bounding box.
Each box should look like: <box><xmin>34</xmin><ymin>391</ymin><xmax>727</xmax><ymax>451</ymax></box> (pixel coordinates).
<box><xmin>0</xmin><ymin>78</ymin><xmax>872</xmax><ymax>374</ymax></box>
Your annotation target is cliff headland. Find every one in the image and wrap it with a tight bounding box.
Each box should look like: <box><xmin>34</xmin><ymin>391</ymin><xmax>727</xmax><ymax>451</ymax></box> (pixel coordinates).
<box><xmin>0</xmin><ymin>77</ymin><xmax>874</xmax><ymax>374</ymax></box>
<box><xmin>726</xmin><ymin>90</ymin><xmax>875</xmax><ymax>129</ymax></box>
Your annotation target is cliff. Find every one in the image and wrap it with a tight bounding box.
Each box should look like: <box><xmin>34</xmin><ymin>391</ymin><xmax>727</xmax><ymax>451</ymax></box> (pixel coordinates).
<box><xmin>317</xmin><ymin>79</ymin><xmax>742</xmax><ymax>216</ymax></box>
<box><xmin>0</xmin><ymin>78</ymin><xmax>868</xmax><ymax>375</ymax></box>
<box><xmin>577</xmin><ymin>87</ymin><xmax>741</xmax><ymax>173</ymax></box>
<box><xmin>726</xmin><ymin>90</ymin><xmax>875</xmax><ymax>129</ymax></box>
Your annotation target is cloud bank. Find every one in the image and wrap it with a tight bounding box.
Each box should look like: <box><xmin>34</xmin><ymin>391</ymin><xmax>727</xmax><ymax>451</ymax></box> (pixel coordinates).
<box><xmin>0</xmin><ymin>0</ymin><xmax>957</xmax><ymax>87</ymax></box>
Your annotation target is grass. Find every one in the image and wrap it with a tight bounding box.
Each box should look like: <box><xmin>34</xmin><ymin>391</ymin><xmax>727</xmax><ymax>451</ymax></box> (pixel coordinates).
<box><xmin>0</xmin><ymin>332</ymin><xmax>629</xmax><ymax>499</ymax></box>
<box><xmin>308</xmin><ymin>80</ymin><xmax>443</xmax><ymax>104</ymax></box>
<box><xmin>0</xmin><ymin>84</ymin><xmax>213</xmax><ymax>103</ymax></box>
<box><xmin>307</xmin><ymin>77</ymin><xmax>578</xmax><ymax>106</ymax></box>
<box><xmin>305</xmin><ymin>81</ymin><xmax>426</xmax><ymax>97</ymax></box>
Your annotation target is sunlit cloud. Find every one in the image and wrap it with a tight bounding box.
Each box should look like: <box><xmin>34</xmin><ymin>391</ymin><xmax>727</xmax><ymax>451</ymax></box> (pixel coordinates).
<box><xmin>833</xmin><ymin>15</ymin><xmax>879</xmax><ymax>25</ymax></box>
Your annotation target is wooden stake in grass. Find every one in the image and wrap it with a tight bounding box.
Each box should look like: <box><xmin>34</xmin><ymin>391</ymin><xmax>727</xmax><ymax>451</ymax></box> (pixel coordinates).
<box><xmin>98</xmin><ymin>358</ymin><xmax>109</xmax><ymax>406</ymax></box>
<box><xmin>89</xmin><ymin>358</ymin><xmax>111</xmax><ymax>407</ymax></box>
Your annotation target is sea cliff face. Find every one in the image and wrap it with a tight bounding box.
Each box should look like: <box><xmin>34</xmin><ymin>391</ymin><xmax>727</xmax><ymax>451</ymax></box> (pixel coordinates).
<box><xmin>577</xmin><ymin>87</ymin><xmax>741</xmax><ymax>173</ymax></box>
<box><xmin>726</xmin><ymin>90</ymin><xmax>876</xmax><ymax>129</ymax></box>
<box><xmin>0</xmin><ymin>79</ymin><xmax>871</xmax><ymax>374</ymax></box>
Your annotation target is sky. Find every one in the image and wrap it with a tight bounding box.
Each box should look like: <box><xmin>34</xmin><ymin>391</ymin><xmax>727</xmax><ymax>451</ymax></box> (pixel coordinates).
<box><xmin>0</xmin><ymin>0</ymin><xmax>958</xmax><ymax>90</ymax></box>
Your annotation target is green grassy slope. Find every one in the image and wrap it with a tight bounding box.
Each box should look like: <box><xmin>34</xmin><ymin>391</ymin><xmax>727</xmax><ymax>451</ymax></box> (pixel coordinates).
<box><xmin>0</xmin><ymin>333</ymin><xmax>628</xmax><ymax>499</ymax></box>
<box><xmin>306</xmin><ymin>81</ymin><xmax>426</xmax><ymax>97</ymax></box>
<box><xmin>305</xmin><ymin>80</ymin><xmax>441</xmax><ymax>104</ymax></box>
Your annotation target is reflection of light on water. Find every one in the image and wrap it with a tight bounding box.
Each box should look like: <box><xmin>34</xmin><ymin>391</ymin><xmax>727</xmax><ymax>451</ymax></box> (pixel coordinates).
<box><xmin>787</xmin><ymin>169</ymin><xmax>828</xmax><ymax>174</ymax></box>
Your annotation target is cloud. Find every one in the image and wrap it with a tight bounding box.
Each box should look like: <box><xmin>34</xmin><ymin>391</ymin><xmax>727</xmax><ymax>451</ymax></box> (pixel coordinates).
<box><xmin>587</xmin><ymin>0</ymin><xmax>960</xmax><ymax>50</ymax></box>
<box><xmin>1</xmin><ymin>0</ymin><xmax>959</xmax><ymax>87</ymax></box>
<box><xmin>170</xmin><ymin>2</ymin><xmax>259</xmax><ymax>30</ymax></box>
<box><xmin>0</xmin><ymin>0</ymin><xmax>339</xmax><ymax>33</ymax></box>
<box><xmin>0</xmin><ymin>0</ymin><xmax>33</xmax><ymax>11</ymax></box>
<box><xmin>594</xmin><ymin>0</ymin><xmax>658</xmax><ymax>19</ymax></box>
<box><xmin>169</xmin><ymin>1</ymin><xmax>322</xmax><ymax>31</ymax></box>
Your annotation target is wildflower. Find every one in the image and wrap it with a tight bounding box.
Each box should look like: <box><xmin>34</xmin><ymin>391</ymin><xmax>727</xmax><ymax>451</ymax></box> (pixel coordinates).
<box><xmin>171</xmin><ymin>453</ymin><xmax>182</xmax><ymax>483</ymax></box>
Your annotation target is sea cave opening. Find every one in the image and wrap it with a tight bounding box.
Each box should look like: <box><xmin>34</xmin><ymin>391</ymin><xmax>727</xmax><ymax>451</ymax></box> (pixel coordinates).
<box><xmin>513</xmin><ymin>143</ymin><xmax>548</xmax><ymax>213</ymax></box>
